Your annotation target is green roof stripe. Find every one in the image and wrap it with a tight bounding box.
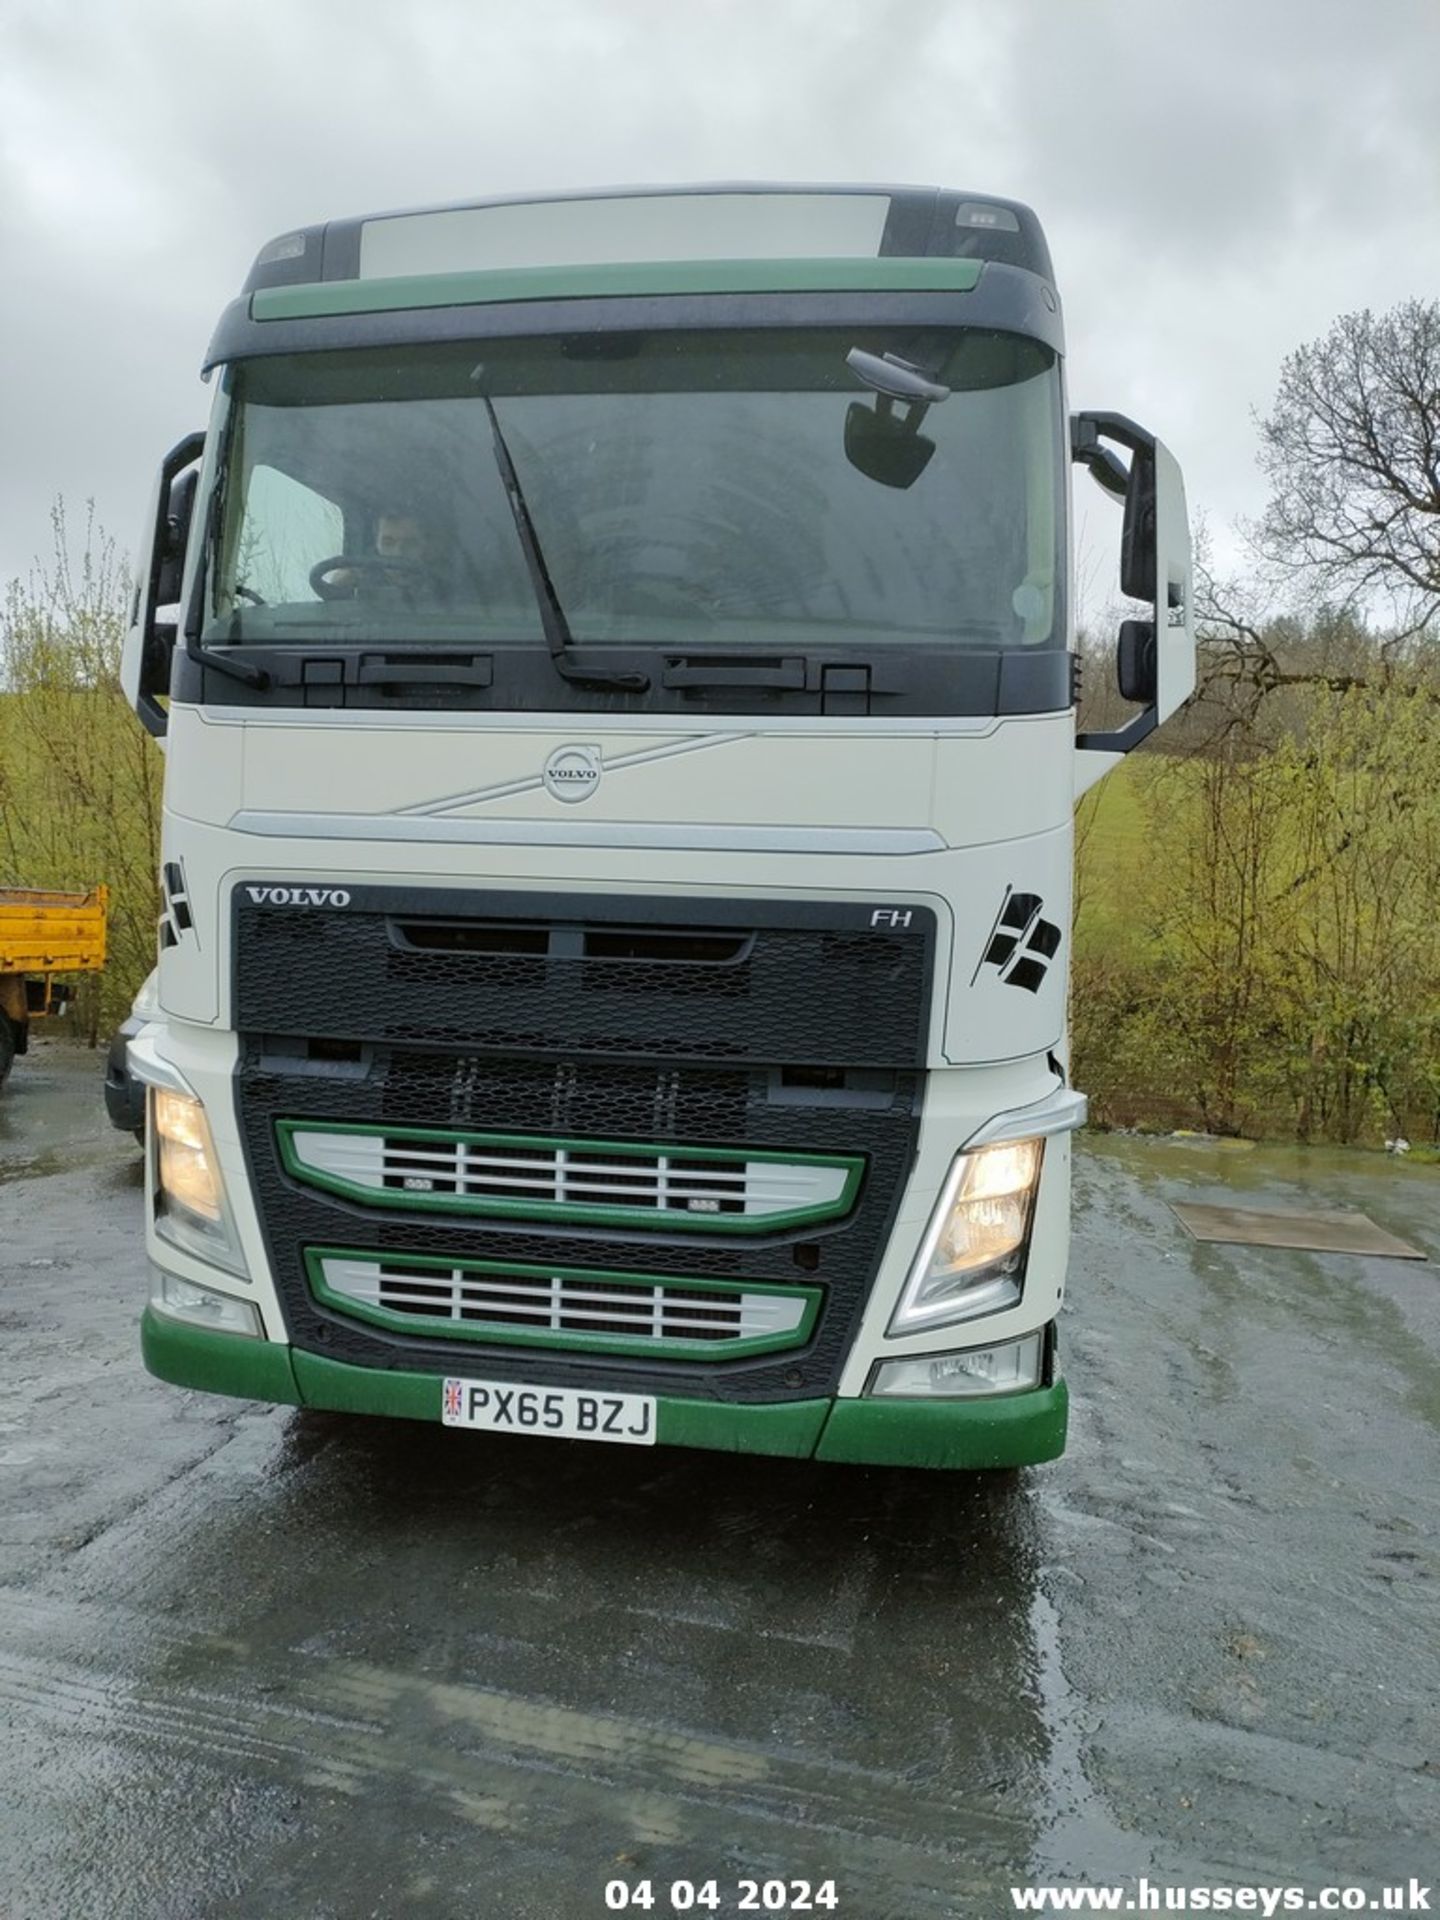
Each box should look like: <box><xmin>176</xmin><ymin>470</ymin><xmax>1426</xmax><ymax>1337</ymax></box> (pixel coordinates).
<box><xmin>252</xmin><ymin>255</ymin><xmax>983</xmax><ymax>321</ymax></box>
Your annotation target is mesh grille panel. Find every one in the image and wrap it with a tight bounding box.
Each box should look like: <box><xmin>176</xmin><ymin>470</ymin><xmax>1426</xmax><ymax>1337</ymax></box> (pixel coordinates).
<box><xmin>234</xmin><ymin>888</ymin><xmax>934</xmax><ymax>1067</ymax></box>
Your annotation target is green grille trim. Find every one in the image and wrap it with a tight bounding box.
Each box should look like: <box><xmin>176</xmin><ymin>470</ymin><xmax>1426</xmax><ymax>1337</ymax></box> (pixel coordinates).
<box><xmin>276</xmin><ymin>1119</ymin><xmax>864</xmax><ymax>1235</ymax></box>
<box><xmin>303</xmin><ymin>1246</ymin><xmax>822</xmax><ymax>1362</ymax></box>
<box><xmin>252</xmin><ymin>256</ymin><xmax>984</xmax><ymax>321</ymax></box>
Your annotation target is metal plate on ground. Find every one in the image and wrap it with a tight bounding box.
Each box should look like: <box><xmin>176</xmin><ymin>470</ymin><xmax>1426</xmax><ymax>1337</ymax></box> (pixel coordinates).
<box><xmin>1171</xmin><ymin>1202</ymin><xmax>1426</xmax><ymax>1260</ymax></box>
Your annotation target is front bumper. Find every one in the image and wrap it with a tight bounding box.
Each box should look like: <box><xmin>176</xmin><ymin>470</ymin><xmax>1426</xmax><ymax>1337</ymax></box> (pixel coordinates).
<box><xmin>141</xmin><ymin>1308</ymin><xmax>1067</xmax><ymax>1470</ymax></box>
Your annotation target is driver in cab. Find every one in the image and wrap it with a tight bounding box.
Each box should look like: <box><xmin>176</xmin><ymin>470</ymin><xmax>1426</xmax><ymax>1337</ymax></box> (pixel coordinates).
<box><xmin>313</xmin><ymin>510</ymin><xmax>448</xmax><ymax>601</ymax></box>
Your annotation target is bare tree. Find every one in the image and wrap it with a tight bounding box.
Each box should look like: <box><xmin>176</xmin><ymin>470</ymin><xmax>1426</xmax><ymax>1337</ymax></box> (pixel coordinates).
<box><xmin>1255</xmin><ymin>299</ymin><xmax>1440</xmax><ymax>636</ymax></box>
<box><xmin>1190</xmin><ymin>506</ymin><xmax>1440</xmax><ymax>751</ymax></box>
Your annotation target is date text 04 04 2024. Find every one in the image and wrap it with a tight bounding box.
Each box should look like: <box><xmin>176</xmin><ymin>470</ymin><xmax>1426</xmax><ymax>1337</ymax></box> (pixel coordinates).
<box><xmin>605</xmin><ymin>1881</ymin><xmax>840</xmax><ymax>1913</ymax></box>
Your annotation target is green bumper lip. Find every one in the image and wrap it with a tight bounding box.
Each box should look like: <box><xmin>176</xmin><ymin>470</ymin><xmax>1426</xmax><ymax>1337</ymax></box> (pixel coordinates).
<box><xmin>812</xmin><ymin>1387</ymin><xmax>1067</xmax><ymax>1469</ymax></box>
<box><xmin>140</xmin><ymin>1309</ymin><xmax>1067</xmax><ymax>1470</ymax></box>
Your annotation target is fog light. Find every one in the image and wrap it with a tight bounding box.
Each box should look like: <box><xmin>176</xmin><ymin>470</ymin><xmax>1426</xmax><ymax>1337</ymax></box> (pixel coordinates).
<box><xmin>889</xmin><ymin>1137</ymin><xmax>1042</xmax><ymax>1334</ymax></box>
<box><xmin>868</xmin><ymin>1332</ymin><xmax>1043</xmax><ymax>1399</ymax></box>
<box><xmin>151</xmin><ymin>1087</ymin><xmax>247</xmax><ymax>1275</ymax></box>
<box><xmin>150</xmin><ymin>1267</ymin><xmax>262</xmax><ymax>1338</ymax></box>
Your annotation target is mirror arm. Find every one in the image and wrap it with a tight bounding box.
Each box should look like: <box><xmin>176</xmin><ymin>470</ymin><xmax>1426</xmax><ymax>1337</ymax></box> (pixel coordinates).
<box><xmin>1076</xmin><ymin>706</ymin><xmax>1158</xmax><ymax>754</ymax></box>
<box><xmin>1071</xmin><ymin>410</ymin><xmax>1157</xmax><ymax>486</ymax></box>
<box><xmin>135</xmin><ymin>625</ymin><xmax>175</xmax><ymax>738</ymax></box>
<box><xmin>846</xmin><ymin>347</ymin><xmax>951</xmax><ymax>404</ymax></box>
<box><xmin>1073</xmin><ymin>410</ymin><xmax>1155</xmax><ymax>456</ymax></box>
<box><xmin>1070</xmin><ymin>417</ymin><xmax>1128</xmax><ymax>497</ymax></box>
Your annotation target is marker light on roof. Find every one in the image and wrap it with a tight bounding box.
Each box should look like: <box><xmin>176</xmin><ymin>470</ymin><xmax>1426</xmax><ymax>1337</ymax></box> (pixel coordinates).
<box><xmin>255</xmin><ymin>232</ymin><xmax>307</xmax><ymax>266</ymax></box>
<box><xmin>955</xmin><ymin>202</ymin><xmax>1020</xmax><ymax>232</ymax></box>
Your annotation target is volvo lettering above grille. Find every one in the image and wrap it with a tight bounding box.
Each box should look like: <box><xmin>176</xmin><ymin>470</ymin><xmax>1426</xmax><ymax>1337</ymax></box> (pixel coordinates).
<box><xmin>306</xmin><ymin>1249</ymin><xmax>820</xmax><ymax>1360</ymax></box>
<box><xmin>278</xmin><ymin>1121</ymin><xmax>863</xmax><ymax>1233</ymax></box>
<box><xmin>234</xmin><ymin>886</ymin><xmax>936</xmax><ymax>1067</ymax></box>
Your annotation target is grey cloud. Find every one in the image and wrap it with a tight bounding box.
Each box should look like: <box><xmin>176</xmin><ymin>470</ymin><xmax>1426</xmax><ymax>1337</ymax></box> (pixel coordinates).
<box><xmin>1</xmin><ymin>0</ymin><xmax>1437</xmax><ymax>596</ymax></box>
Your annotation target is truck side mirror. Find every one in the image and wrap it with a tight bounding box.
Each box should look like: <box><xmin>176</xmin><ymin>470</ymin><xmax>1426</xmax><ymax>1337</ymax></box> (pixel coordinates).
<box><xmin>1119</xmin><ymin>449</ymin><xmax>1156</xmax><ymax>604</ymax></box>
<box><xmin>122</xmin><ymin>432</ymin><xmax>205</xmax><ymax>740</ymax></box>
<box><xmin>1072</xmin><ymin>410</ymin><xmax>1196</xmax><ymax>766</ymax></box>
<box><xmin>1116</xmin><ymin>618</ymin><xmax>1156</xmax><ymax>704</ymax></box>
<box><xmin>156</xmin><ymin>467</ymin><xmax>199</xmax><ymax>608</ymax></box>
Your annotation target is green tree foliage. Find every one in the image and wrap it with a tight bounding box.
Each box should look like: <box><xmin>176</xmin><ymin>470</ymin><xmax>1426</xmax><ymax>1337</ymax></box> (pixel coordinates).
<box><xmin>1074</xmin><ymin>296</ymin><xmax>1440</xmax><ymax>1143</ymax></box>
<box><xmin>1074</xmin><ymin>670</ymin><xmax>1440</xmax><ymax>1144</ymax></box>
<box><xmin>0</xmin><ymin>502</ymin><xmax>162</xmax><ymax>1027</ymax></box>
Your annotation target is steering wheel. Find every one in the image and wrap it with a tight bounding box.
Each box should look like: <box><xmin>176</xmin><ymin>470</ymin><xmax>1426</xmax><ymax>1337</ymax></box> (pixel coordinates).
<box><xmin>309</xmin><ymin>554</ymin><xmax>424</xmax><ymax>601</ymax></box>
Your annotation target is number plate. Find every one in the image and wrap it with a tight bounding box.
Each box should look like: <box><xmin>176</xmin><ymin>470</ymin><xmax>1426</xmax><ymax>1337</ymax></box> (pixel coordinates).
<box><xmin>442</xmin><ymin>1376</ymin><xmax>657</xmax><ymax>1446</ymax></box>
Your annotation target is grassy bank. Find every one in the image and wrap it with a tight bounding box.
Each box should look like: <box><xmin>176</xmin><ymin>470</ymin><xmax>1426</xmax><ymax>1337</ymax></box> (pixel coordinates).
<box><xmin>1072</xmin><ymin>704</ymin><xmax>1440</xmax><ymax>1146</ymax></box>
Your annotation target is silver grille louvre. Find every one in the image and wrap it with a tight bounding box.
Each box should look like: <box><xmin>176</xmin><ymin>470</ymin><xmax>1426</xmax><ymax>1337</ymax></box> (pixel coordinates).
<box><xmin>289</xmin><ymin>1128</ymin><xmax>850</xmax><ymax>1220</ymax></box>
<box><xmin>318</xmin><ymin>1257</ymin><xmax>809</xmax><ymax>1344</ymax></box>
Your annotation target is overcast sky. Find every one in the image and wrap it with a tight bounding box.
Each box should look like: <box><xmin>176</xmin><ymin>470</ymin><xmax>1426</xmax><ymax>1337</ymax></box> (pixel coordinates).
<box><xmin>3</xmin><ymin>0</ymin><xmax>1438</xmax><ymax>610</ymax></box>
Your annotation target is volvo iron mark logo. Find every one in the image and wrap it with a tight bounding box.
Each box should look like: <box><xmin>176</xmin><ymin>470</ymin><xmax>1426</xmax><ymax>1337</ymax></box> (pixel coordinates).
<box><xmin>543</xmin><ymin>744</ymin><xmax>603</xmax><ymax>804</ymax></box>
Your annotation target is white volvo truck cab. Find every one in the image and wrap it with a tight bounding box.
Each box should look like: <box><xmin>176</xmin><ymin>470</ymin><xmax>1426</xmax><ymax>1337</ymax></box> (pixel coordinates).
<box><xmin>123</xmin><ymin>184</ymin><xmax>1194</xmax><ymax>1469</ymax></box>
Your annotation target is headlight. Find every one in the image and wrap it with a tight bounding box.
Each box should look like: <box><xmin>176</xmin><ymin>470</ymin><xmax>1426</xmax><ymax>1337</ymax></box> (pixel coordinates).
<box><xmin>888</xmin><ymin>1137</ymin><xmax>1041</xmax><ymax>1335</ymax></box>
<box><xmin>152</xmin><ymin>1087</ymin><xmax>248</xmax><ymax>1276</ymax></box>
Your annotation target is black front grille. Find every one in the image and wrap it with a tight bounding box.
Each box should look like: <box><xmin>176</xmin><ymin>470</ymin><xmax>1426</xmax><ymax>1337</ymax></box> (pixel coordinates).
<box><xmin>237</xmin><ymin>1045</ymin><xmax>921</xmax><ymax>1401</ymax></box>
<box><xmin>233</xmin><ymin>887</ymin><xmax>931</xmax><ymax>1401</ymax></box>
<box><xmin>233</xmin><ymin>886</ymin><xmax>935</xmax><ymax>1067</ymax></box>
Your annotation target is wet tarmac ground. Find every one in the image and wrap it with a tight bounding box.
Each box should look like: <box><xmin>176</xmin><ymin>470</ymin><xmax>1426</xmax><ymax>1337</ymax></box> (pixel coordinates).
<box><xmin>1</xmin><ymin>1042</ymin><xmax>1437</xmax><ymax>1919</ymax></box>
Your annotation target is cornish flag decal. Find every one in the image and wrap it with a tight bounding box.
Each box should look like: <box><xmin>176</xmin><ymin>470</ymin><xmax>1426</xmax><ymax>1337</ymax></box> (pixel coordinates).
<box><xmin>975</xmin><ymin>887</ymin><xmax>1062</xmax><ymax>994</ymax></box>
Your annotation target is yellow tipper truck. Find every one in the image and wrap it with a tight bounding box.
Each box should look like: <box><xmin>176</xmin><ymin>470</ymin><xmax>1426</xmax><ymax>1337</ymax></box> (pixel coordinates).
<box><xmin>0</xmin><ymin>886</ymin><xmax>108</xmax><ymax>1086</ymax></box>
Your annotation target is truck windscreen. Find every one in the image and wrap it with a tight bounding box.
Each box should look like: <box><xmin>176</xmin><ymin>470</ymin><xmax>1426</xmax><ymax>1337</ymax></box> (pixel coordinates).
<box><xmin>206</xmin><ymin>328</ymin><xmax>1062</xmax><ymax>657</ymax></box>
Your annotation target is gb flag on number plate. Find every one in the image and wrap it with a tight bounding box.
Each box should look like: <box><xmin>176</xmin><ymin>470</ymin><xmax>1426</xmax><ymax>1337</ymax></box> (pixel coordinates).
<box><xmin>443</xmin><ymin>1379</ymin><xmax>464</xmax><ymax>1419</ymax></box>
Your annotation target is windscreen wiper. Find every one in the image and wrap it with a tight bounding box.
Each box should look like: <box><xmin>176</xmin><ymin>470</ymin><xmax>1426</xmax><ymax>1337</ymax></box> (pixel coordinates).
<box><xmin>182</xmin><ymin>445</ymin><xmax>270</xmax><ymax>688</ymax></box>
<box><xmin>472</xmin><ymin>374</ymin><xmax>650</xmax><ymax>695</ymax></box>
<box><xmin>185</xmin><ymin>630</ymin><xmax>269</xmax><ymax>686</ymax></box>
